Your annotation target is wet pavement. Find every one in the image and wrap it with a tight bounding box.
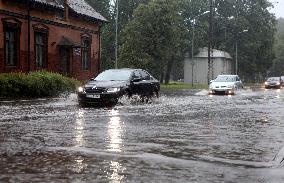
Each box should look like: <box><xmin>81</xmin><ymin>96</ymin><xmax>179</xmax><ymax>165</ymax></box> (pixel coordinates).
<box><xmin>0</xmin><ymin>88</ymin><xmax>284</xmax><ymax>183</ymax></box>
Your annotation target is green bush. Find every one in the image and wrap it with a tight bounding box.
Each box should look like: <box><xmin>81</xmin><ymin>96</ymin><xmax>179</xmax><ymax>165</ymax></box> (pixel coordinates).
<box><xmin>0</xmin><ymin>71</ymin><xmax>81</xmax><ymax>99</ymax></box>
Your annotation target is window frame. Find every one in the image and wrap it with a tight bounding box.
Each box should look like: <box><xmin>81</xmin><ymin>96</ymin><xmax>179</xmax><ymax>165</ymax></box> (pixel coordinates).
<box><xmin>34</xmin><ymin>31</ymin><xmax>48</xmax><ymax>69</ymax></box>
<box><xmin>3</xmin><ymin>21</ymin><xmax>21</xmax><ymax>67</ymax></box>
<box><xmin>33</xmin><ymin>24</ymin><xmax>49</xmax><ymax>70</ymax></box>
<box><xmin>81</xmin><ymin>35</ymin><xmax>92</xmax><ymax>71</ymax></box>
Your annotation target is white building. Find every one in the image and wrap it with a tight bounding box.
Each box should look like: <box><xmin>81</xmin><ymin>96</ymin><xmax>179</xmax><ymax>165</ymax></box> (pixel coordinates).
<box><xmin>184</xmin><ymin>47</ymin><xmax>233</xmax><ymax>84</ymax></box>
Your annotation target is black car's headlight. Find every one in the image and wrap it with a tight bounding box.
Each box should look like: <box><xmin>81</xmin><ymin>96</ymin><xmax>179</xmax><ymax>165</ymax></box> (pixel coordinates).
<box><xmin>107</xmin><ymin>87</ymin><xmax>121</xmax><ymax>93</ymax></box>
<box><xmin>77</xmin><ymin>87</ymin><xmax>85</xmax><ymax>93</ymax></box>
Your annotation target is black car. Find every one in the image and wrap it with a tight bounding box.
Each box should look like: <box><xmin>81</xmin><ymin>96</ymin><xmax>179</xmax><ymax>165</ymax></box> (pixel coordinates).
<box><xmin>264</xmin><ymin>77</ymin><xmax>283</xmax><ymax>89</ymax></box>
<box><xmin>77</xmin><ymin>68</ymin><xmax>160</xmax><ymax>106</ymax></box>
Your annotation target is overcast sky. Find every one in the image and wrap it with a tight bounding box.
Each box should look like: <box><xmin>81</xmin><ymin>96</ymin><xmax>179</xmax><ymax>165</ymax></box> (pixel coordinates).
<box><xmin>269</xmin><ymin>1</ymin><xmax>284</xmax><ymax>18</ymax></box>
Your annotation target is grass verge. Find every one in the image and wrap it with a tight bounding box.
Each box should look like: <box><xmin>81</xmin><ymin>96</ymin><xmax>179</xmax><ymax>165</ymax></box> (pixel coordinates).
<box><xmin>161</xmin><ymin>82</ymin><xmax>208</xmax><ymax>90</ymax></box>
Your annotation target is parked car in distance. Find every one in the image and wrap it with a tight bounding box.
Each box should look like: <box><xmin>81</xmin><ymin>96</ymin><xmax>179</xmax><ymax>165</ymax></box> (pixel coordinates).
<box><xmin>281</xmin><ymin>76</ymin><xmax>284</xmax><ymax>86</ymax></box>
<box><xmin>209</xmin><ymin>75</ymin><xmax>243</xmax><ymax>95</ymax></box>
<box><xmin>77</xmin><ymin>68</ymin><xmax>160</xmax><ymax>106</ymax></box>
<box><xmin>264</xmin><ymin>77</ymin><xmax>283</xmax><ymax>89</ymax></box>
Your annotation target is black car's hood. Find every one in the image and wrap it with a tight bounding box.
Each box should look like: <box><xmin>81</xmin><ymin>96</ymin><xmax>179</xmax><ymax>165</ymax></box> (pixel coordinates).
<box><xmin>84</xmin><ymin>80</ymin><xmax>128</xmax><ymax>88</ymax></box>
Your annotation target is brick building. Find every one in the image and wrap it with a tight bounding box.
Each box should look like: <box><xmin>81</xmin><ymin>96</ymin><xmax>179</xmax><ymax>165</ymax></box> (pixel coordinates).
<box><xmin>0</xmin><ymin>0</ymin><xmax>106</xmax><ymax>81</ymax></box>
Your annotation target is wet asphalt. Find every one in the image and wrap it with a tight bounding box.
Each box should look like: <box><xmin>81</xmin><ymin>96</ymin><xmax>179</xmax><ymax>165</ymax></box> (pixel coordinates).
<box><xmin>0</xmin><ymin>87</ymin><xmax>284</xmax><ymax>183</ymax></box>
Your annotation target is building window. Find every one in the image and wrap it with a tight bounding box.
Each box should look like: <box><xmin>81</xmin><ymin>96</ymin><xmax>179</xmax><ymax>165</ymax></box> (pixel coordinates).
<box><xmin>4</xmin><ymin>28</ymin><xmax>18</xmax><ymax>66</ymax></box>
<box><xmin>82</xmin><ymin>38</ymin><xmax>91</xmax><ymax>70</ymax></box>
<box><xmin>35</xmin><ymin>32</ymin><xmax>47</xmax><ymax>68</ymax></box>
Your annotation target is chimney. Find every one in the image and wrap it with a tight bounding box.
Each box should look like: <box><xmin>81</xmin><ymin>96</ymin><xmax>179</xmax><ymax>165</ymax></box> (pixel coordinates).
<box><xmin>64</xmin><ymin>0</ymin><xmax>69</xmax><ymax>21</ymax></box>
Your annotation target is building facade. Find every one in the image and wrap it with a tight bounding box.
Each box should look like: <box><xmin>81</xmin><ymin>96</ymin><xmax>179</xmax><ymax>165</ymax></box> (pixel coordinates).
<box><xmin>0</xmin><ymin>0</ymin><xmax>106</xmax><ymax>81</ymax></box>
<box><xmin>184</xmin><ymin>47</ymin><xmax>233</xmax><ymax>84</ymax></box>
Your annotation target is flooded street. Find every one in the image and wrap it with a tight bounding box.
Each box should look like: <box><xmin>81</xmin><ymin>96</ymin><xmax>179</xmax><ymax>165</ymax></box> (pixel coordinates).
<box><xmin>1</xmin><ymin>88</ymin><xmax>284</xmax><ymax>183</ymax></box>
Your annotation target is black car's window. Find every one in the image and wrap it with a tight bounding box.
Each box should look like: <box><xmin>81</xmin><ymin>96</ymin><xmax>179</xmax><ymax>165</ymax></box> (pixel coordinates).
<box><xmin>95</xmin><ymin>70</ymin><xmax>132</xmax><ymax>81</ymax></box>
<box><xmin>132</xmin><ymin>70</ymin><xmax>141</xmax><ymax>79</ymax></box>
<box><xmin>140</xmin><ymin>70</ymin><xmax>150</xmax><ymax>80</ymax></box>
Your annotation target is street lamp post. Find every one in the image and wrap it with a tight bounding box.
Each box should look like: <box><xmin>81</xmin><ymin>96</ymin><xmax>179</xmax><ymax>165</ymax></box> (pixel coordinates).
<box><xmin>235</xmin><ymin>29</ymin><xmax>248</xmax><ymax>75</ymax></box>
<box><xmin>191</xmin><ymin>11</ymin><xmax>209</xmax><ymax>87</ymax></box>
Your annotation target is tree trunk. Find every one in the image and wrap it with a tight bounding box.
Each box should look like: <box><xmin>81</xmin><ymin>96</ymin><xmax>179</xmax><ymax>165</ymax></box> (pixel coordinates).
<box><xmin>160</xmin><ymin>72</ymin><xmax>164</xmax><ymax>84</ymax></box>
<box><xmin>165</xmin><ymin>56</ymin><xmax>174</xmax><ymax>84</ymax></box>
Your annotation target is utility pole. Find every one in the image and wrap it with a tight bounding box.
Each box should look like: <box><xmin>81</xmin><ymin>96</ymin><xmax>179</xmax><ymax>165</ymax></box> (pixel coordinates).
<box><xmin>207</xmin><ymin>0</ymin><xmax>213</xmax><ymax>84</ymax></box>
<box><xmin>191</xmin><ymin>19</ymin><xmax>195</xmax><ymax>87</ymax></box>
<box><xmin>115</xmin><ymin>0</ymin><xmax>119</xmax><ymax>69</ymax></box>
<box><xmin>235</xmin><ymin>29</ymin><xmax>248</xmax><ymax>75</ymax></box>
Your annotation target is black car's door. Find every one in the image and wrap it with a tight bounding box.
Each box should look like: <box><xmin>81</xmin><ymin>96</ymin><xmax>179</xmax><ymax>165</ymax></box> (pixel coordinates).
<box><xmin>130</xmin><ymin>70</ymin><xmax>143</xmax><ymax>95</ymax></box>
<box><xmin>139</xmin><ymin>70</ymin><xmax>154</xmax><ymax>95</ymax></box>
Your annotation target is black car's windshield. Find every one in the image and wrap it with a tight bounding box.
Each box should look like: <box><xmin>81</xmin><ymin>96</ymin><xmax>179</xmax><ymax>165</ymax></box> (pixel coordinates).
<box><xmin>95</xmin><ymin>70</ymin><xmax>132</xmax><ymax>81</ymax></box>
<box><xmin>214</xmin><ymin>76</ymin><xmax>236</xmax><ymax>82</ymax></box>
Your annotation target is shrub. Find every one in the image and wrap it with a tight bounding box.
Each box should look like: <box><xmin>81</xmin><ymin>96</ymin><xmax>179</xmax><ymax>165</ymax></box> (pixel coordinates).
<box><xmin>0</xmin><ymin>71</ymin><xmax>81</xmax><ymax>99</ymax></box>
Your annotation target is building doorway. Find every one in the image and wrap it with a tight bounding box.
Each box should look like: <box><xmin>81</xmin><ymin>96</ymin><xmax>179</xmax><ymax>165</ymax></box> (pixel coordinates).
<box><xmin>60</xmin><ymin>47</ymin><xmax>71</xmax><ymax>76</ymax></box>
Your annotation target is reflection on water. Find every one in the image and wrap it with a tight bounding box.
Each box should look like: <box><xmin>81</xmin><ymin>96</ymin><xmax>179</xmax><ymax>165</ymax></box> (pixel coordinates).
<box><xmin>107</xmin><ymin>109</ymin><xmax>123</xmax><ymax>152</ymax></box>
<box><xmin>109</xmin><ymin>161</ymin><xmax>126</xmax><ymax>183</ymax></box>
<box><xmin>73</xmin><ymin>157</ymin><xmax>87</xmax><ymax>173</ymax></box>
<box><xmin>107</xmin><ymin>109</ymin><xmax>126</xmax><ymax>182</ymax></box>
<box><xmin>75</xmin><ymin>109</ymin><xmax>85</xmax><ymax>147</ymax></box>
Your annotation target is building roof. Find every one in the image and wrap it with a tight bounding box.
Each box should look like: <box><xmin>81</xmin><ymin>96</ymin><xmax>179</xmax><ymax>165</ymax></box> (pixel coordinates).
<box><xmin>32</xmin><ymin>0</ymin><xmax>107</xmax><ymax>22</ymax></box>
<box><xmin>68</xmin><ymin>0</ymin><xmax>107</xmax><ymax>22</ymax></box>
<box><xmin>194</xmin><ymin>47</ymin><xmax>232</xmax><ymax>59</ymax></box>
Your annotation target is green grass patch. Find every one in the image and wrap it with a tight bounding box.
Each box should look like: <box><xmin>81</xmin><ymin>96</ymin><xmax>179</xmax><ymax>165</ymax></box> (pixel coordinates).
<box><xmin>161</xmin><ymin>82</ymin><xmax>208</xmax><ymax>90</ymax></box>
<box><xmin>0</xmin><ymin>71</ymin><xmax>81</xmax><ymax>99</ymax></box>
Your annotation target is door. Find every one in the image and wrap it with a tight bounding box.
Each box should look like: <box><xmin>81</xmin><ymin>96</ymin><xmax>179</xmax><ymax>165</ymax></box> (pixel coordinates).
<box><xmin>60</xmin><ymin>47</ymin><xmax>71</xmax><ymax>76</ymax></box>
<box><xmin>130</xmin><ymin>70</ymin><xmax>143</xmax><ymax>95</ymax></box>
<box><xmin>139</xmin><ymin>70</ymin><xmax>153</xmax><ymax>95</ymax></box>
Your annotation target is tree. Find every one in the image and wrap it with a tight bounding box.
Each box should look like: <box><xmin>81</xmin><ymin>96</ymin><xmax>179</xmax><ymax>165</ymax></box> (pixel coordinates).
<box><xmin>270</xmin><ymin>18</ymin><xmax>284</xmax><ymax>76</ymax></box>
<box><xmin>119</xmin><ymin>0</ymin><xmax>186</xmax><ymax>83</ymax></box>
<box><xmin>88</xmin><ymin>0</ymin><xmax>276</xmax><ymax>82</ymax></box>
<box><xmin>214</xmin><ymin>0</ymin><xmax>276</xmax><ymax>81</ymax></box>
<box><xmin>86</xmin><ymin>0</ymin><xmax>150</xmax><ymax>71</ymax></box>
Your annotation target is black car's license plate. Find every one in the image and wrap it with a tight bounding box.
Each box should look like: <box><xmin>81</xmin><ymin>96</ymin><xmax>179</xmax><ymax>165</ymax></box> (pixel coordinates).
<box><xmin>86</xmin><ymin>94</ymin><xmax>100</xmax><ymax>98</ymax></box>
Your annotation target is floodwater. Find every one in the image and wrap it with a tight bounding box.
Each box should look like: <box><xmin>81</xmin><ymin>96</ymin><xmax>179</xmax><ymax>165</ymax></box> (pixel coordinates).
<box><xmin>0</xmin><ymin>88</ymin><xmax>284</xmax><ymax>183</ymax></box>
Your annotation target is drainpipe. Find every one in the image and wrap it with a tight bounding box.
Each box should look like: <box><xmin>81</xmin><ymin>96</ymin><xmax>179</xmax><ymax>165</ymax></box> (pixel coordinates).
<box><xmin>27</xmin><ymin>0</ymin><xmax>31</xmax><ymax>72</ymax></box>
<box><xmin>98</xmin><ymin>25</ymin><xmax>101</xmax><ymax>74</ymax></box>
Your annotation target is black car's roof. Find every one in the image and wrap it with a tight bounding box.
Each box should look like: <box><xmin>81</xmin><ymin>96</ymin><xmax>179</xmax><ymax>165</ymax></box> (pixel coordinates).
<box><xmin>103</xmin><ymin>68</ymin><xmax>143</xmax><ymax>72</ymax></box>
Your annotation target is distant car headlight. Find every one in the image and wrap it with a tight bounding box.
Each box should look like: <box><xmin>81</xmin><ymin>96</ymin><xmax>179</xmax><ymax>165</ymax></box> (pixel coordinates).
<box><xmin>264</xmin><ymin>82</ymin><xmax>268</xmax><ymax>85</ymax></box>
<box><xmin>107</xmin><ymin>87</ymin><xmax>121</xmax><ymax>93</ymax></box>
<box><xmin>276</xmin><ymin>82</ymin><xmax>280</xmax><ymax>85</ymax></box>
<box><xmin>78</xmin><ymin>87</ymin><xmax>84</xmax><ymax>93</ymax></box>
<box><xmin>227</xmin><ymin>85</ymin><xmax>234</xmax><ymax>89</ymax></box>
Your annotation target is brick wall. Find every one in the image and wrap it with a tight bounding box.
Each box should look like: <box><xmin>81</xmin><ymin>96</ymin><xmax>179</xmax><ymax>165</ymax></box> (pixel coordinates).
<box><xmin>0</xmin><ymin>1</ymin><xmax>102</xmax><ymax>81</ymax></box>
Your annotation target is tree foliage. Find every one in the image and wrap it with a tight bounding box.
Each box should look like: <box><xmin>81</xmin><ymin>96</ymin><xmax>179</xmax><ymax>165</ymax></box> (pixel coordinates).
<box><xmin>87</xmin><ymin>0</ymin><xmax>276</xmax><ymax>82</ymax></box>
<box><xmin>270</xmin><ymin>18</ymin><xmax>284</xmax><ymax>76</ymax></box>
<box><xmin>118</xmin><ymin>0</ymin><xmax>186</xmax><ymax>83</ymax></box>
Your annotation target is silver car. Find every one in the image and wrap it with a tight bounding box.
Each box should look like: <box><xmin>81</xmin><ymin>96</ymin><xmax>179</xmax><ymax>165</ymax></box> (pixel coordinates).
<box><xmin>264</xmin><ymin>77</ymin><xmax>282</xmax><ymax>89</ymax></box>
<box><xmin>209</xmin><ymin>75</ymin><xmax>243</xmax><ymax>95</ymax></box>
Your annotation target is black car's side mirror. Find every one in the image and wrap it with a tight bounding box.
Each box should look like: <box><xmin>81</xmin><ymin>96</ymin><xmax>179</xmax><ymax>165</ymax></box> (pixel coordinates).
<box><xmin>132</xmin><ymin>77</ymin><xmax>141</xmax><ymax>82</ymax></box>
